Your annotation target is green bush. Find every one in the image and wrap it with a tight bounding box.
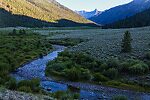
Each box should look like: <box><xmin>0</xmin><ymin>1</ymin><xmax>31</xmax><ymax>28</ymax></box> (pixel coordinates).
<box><xmin>107</xmin><ymin>58</ymin><xmax>120</xmax><ymax>68</ymax></box>
<box><xmin>93</xmin><ymin>73</ymin><xmax>109</xmax><ymax>82</ymax></box>
<box><xmin>112</xmin><ymin>95</ymin><xmax>127</xmax><ymax>100</ymax></box>
<box><xmin>5</xmin><ymin>78</ymin><xmax>17</xmax><ymax>90</ymax></box>
<box><xmin>99</xmin><ymin>63</ymin><xmax>109</xmax><ymax>72</ymax></box>
<box><xmin>63</xmin><ymin>67</ymin><xmax>91</xmax><ymax>81</ymax></box>
<box><xmin>106</xmin><ymin>80</ymin><xmax>122</xmax><ymax>86</ymax></box>
<box><xmin>145</xmin><ymin>52</ymin><xmax>150</xmax><ymax>60</ymax></box>
<box><xmin>18</xmin><ymin>86</ymin><xmax>32</xmax><ymax>93</ymax></box>
<box><xmin>129</xmin><ymin>63</ymin><xmax>149</xmax><ymax>75</ymax></box>
<box><xmin>104</xmin><ymin>68</ymin><xmax>118</xmax><ymax>79</ymax></box>
<box><xmin>0</xmin><ymin>63</ymin><xmax>9</xmax><ymax>77</ymax></box>
<box><xmin>47</xmin><ymin>63</ymin><xmax>65</xmax><ymax>72</ymax></box>
<box><xmin>0</xmin><ymin>32</ymin><xmax>52</xmax><ymax>90</ymax></box>
<box><xmin>18</xmin><ymin>78</ymin><xmax>40</xmax><ymax>93</ymax></box>
<box><xmin>52</xmin><ymin>90</ymin><xmax>79</xmax><ymax>99</ymax></box>
<box><xmin>120</xmin><ymin>62</ymin><xmax>130</xmax><ymax>72</ymax></box>
<box><xmin>73</xmin><ymin>93</ymin><xmax>80</xmax><ymax>99</ymax></box>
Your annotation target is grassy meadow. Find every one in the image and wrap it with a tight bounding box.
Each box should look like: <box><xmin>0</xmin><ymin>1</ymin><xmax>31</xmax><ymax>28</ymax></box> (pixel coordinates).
<box><xmin>36</xmin><ymin>26</ymin><xmax>150</xmax><ymax>60</ymax></box>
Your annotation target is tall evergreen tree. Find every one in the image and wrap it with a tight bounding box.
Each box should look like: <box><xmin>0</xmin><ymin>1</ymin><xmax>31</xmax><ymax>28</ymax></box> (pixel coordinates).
<box><xmin>121</xmin><ymin>31</ymin><xmax>132</xmax><ymax>53</ymax></box>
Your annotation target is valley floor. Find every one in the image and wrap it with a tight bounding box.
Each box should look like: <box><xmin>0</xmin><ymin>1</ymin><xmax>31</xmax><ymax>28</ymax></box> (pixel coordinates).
<box><xmin>36</xmin><ymin>26</ymin><xmax>150</xmax><ymax>59</ymax></box>
<box><xmin>0</xmin><ymin>26</ymin><xmax>150</xmax><ymax>99</ymax></box>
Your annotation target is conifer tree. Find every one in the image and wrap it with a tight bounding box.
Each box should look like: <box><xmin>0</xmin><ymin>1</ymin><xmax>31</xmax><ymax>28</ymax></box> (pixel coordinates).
<box><xmin>121</xmin><ymin>31</ymin><xmax>132</xmax><ymax>53</ymax></box>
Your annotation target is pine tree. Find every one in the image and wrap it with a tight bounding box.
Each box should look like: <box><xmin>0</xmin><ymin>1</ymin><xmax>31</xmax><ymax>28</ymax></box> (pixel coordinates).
<box><xmin>121</xmin><ymin>31</ymin><xmax>132</xmax><ymax>53</ymax></box>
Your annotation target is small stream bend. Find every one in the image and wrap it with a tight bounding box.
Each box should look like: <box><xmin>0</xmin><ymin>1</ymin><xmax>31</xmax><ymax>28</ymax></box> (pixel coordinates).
<box><xmin>11</xmin><ymin>45</ymin><xmax>150</xmax><ymax>100</ymax></box>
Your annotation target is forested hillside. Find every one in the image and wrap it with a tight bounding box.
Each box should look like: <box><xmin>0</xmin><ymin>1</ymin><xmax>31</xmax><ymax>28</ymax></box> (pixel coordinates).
<box><xmin>104</xmin><ymin>8</ymin><xmax>150</xmax><ymax>28</ymax></box>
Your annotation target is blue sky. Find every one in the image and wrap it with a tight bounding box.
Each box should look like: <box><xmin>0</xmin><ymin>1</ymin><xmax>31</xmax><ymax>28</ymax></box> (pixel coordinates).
<box><xmin>56</xmin><ymin>0</ymin><xmax>132</xmax><ymax>11</ymax></box>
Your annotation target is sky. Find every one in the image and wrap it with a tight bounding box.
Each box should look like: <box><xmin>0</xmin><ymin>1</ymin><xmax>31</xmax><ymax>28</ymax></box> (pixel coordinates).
<box><xmin>56</xmin><ymin>0</ymin><xmax>133</xmax><ymax>11</ymax></box>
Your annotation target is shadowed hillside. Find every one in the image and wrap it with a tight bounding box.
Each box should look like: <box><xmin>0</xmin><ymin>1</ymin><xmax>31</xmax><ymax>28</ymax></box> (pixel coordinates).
<box><xmin>0</xmin><ymin>8</ymin><xmax>97</xmax><ymax>27</ymax></box>
<box><xmin>0</xmin><ymin>0</ymin><xmax>96</xmax><ymax>27</ymax></box>
<box><xmin>104</xmin><ymin>8</ymin><xmax>150</xmax><ymax>28</ymax></box>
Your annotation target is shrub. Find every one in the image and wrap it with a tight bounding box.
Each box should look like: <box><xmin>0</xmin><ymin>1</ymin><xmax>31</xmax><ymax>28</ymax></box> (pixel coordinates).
<box><xmin>52</xmin><ymin>90</ymin><xmax>79</xmax><ymax>99</ymax></box>
<box><xmin>47</xmin><ymin>63</ymin><xmax>65</xmax><ymax>72</ymax></box>
<box><xmin>99</xmin><ymin>63</ymin><xmax>109</xmax><ymax>72</ymax></box>
<box><xmin>80</xmin><ymin>68</ymin><xmax>92</xmax><ymax>80</ymax></box>
<box><xmin>145</xmin><ymin>52</ymin><xmax>150</xmax><ymax>60</ymax></box>
<box><xmin>104</xmin><ymin>68</ymin><xmax>118</xmax><ymax>79</ymax></box>
<box><xmin>129</xmin><ymin>63</ymin><xmax>149</xmax><ymax>75</ymax></box>
<box><xmin>73</xmin><ymin>93</ymin><xmax>80</xmax><ymax>99</ymax></box>
<box><xmin>106</xmin><ymin>80</ymin><xmax>122</xmax><ymax>86</ymax></box>
<box><xmin>107</xmin><ymin>58</ymin><xmax>120</xmax><ymax>68</ymax></box>
<box><xmin>18</xmin><ymin>78</ymin><xmax>40</xmax><ymax>92</ymax></box>
<box><xmin>5</xmin><ymin>78</ymin><xmax>17</xmax><ymax>90</ymax></box>
<box><xmin>93</xmin><ymin>73</ymin><xmax>109</xmax><ymax>82</ymax></box>
<box><xmin>0</xmin><ymin>63</ymin><xmax>9</xmax><ymax>76</ymax></box>
<box><xmin>63</xmin><ymin>67</ymin><xmax>91</xmax><ymax>81</ymax></box>
<box><xmin>63</xmin><ymin>67</ymin><xmax>81</xmax><ymax>81</ymax></box>
<box><xmin>18</xmin><ymin>86</ymin><xmax>32</xmax><ymax>93</ymax></box>
<box><xmin>112</xmin><ymin>95</ymin><xmax>127</xmax><ymax>100</ymax></box>
<box><xmin>120</xmin><ymin>62</ymin><xmax>130</xmax><ymax>72</ymax></box>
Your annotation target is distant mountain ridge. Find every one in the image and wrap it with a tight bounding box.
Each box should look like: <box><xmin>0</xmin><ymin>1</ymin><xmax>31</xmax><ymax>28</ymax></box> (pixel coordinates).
<box><xmin>0</xmin><ymin>0</ymin><xmax>96</xmax><ymax>27</ymax></box>
<box><xmin>75</xmin><ymin>9</ymin><xmax>101</xmax><ymax>19</ymax></box>
<box><xmin>90</xmin><ymin>0</ymin><xmax>150</xmax><ymax>25</ymax></box>
<box><xmin>104</xmin><ymin>8</ymin><xmax>150</xmax><ymax>28</ymax></box>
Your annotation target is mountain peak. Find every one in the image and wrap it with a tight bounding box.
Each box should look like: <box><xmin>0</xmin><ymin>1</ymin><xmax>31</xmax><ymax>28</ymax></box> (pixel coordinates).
<box><xmin>90</xmin><ymin>0</ymin><xmax>150</xmax><ymax>25</ymax></box>
<box><xmin>76</xmin><ymin>9</ymin><xmax>101</xmax><ymax>19</ymax></box>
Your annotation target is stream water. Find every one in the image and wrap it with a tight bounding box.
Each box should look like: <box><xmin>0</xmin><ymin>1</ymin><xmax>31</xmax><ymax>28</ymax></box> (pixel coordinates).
<box><xmin>11</xmin><ymin>45</ymin><xmax>150</xmax><ymax>100</ymax></box>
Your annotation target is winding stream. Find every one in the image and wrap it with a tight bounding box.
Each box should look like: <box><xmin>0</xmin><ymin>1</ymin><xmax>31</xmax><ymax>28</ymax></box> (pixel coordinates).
<box><xmin>11</xmin><ymin>45</ymin><xmax>150</xmax><ymax>100</ymax></box>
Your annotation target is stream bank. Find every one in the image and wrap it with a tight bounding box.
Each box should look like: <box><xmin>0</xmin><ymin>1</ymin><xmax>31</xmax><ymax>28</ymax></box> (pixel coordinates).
<box><xmin>11</xmin><ymin>45</ymin><xmax>150</xmax><ymax>100</ymax></box>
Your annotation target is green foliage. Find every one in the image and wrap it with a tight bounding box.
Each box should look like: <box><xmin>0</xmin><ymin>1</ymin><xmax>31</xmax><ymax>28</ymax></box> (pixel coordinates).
<box><xmin>121</xmin><ymin>31</ymin><xmax>132</xmax><ymax>53</ymax></box>
<box><xmin>52</xmin><ymin>91</ymin><xmax>80</xmax><ymax>99</ymax></box>
<box><xmin>64</xmin><ymin>67</ymin><xmax>91</xmax><ymax>81</ymax></box>
<box><xmin>17</xmin><ymin>78</ymin><xmax>41</xmax><ymax>93</ymax></box>
<box><xmin>104</xmin><ymin>68</ymin><xmax>118</xmax><ymax>79</ymax></box>
<box><xmin>145</xmin><ymin>52</ymin><xmax>150</xmax><ymax>60</ymax></box>
<box><xmin>4</xmin><ymin>78</ymin><xmax>42</xmax><ymax>94</ymax></box>
<box><xmin>18</xmin><ymin>86</ymin><xmax>32</xmax><ymax>93</ymax></box>
<box><xmin>46</xmin><ymin>50</ymin><xmax>150</xmax><ymax>85</ymax></box>
<box><xmin>19</xmin><ymin>29</ymin><xmax>26</xmax><ymax>34</ymax></box>
<box><xmin>5</xmin><ymin>78</ymin><xmax>17</xmax><ymax>90</ymax></box>
<box><xmin>0</xmin><ymin>30</ymin><xmax>52</xmax><ymax>91</ymax></box>
<box><xmin>129</xmin><ymin>63</ymin><xmax>149</xmax><ymax>75</ymax></box>
<box><xmin>112</xmin><ymin>95</ymin><xmax>127</xmax><ymax>100</ymax></box>
<box><xmin>93</xmin><ymin>73</ymin><xmax>109</xmax><ymax>82</ymax></box>
<box><xmin>107</xmin><ymin>58</ymin><xmax>120</xmax><ymax>68</ymax></box>
<box><xmin>46</xmin><ymin>51</ymin><xmax>96</xmax><ymax>81</ymax></box>
<box><xmin>49</xmin><ymin>38</ymin><xmax>86</xmax><ymax>46</ymax></box>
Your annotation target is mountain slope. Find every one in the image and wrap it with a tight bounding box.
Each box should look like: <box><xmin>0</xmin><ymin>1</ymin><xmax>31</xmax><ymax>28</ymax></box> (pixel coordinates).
<box><xmin>104</xmin><ymin>8</ymin><xmax>150</xmax><ymax>28</ymax></box>
<box><xmin>75</xmin><ymin>9</ymin><xmax>101</xmax><ymax>19</ymax></box>
<box><xmin>0</xmin><ymin>0</ymin><xmax>95</xmax><ymax>27</ymax></box>
<box><xmin>90</xmin><ymin>0</ymin><xmax>150</xmax><ymax>25</ymax></box>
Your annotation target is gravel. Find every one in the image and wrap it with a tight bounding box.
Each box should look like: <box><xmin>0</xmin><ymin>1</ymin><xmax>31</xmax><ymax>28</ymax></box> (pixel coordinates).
<box><xmin>0</xmin><ymin>89</ymin><xmax>54</xmax><ymax>100</ymax></box>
